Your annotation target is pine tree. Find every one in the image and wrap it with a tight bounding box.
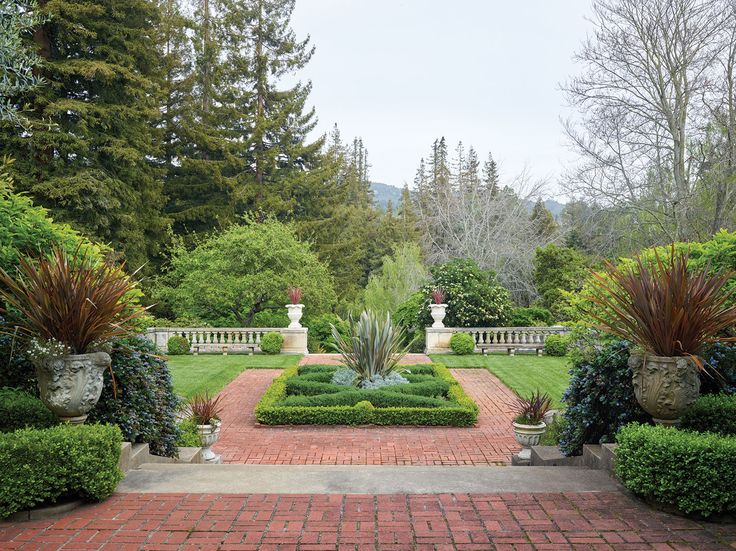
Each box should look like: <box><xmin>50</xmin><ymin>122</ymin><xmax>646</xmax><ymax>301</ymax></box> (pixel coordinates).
<box><xmin>482</xmin><ymin>152</ymin><xmax>500</xmax><ymax>196</ymax></box>
<box><xmin>0</xmin><ymin>0</ymin><xmax>170</xmax><ymax>268</ymax></box>
<box><xmin>396</xmin><ymin>184</ymin><xmax>420</xmax><ymax>242</ymax></box>
<box><xmin>530</xmin><ymin>198</ymin><xmax>558</xmax><ymax>239</ymax></box>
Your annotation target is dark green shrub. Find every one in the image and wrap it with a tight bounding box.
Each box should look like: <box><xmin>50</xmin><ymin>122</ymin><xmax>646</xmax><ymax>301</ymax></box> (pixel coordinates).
<box><xmin>408</xmin><ymin>330</ymin><xmax>425</xmax><ymax>353</ymax></box>
<box><xmin>0</xmin><ymin>319</ymin><xmax>36</xmax><ymax>392</ymax></box>
<box><xmin>509</xmin><ymin>306</ymin><xmax>553</xmax><ymax>327</ymax></box>
<box><xmin>281</xmin><ymin>389</ymin><xmax>450</xmax><ymax>408</ymax></box>
<box><xmin>88</xmin><ymin>337</ymin><xmax>180</xmax><ymax>457</ymax></box>
<box><xmin>0</xmin><ymin>388</ymin><xmax>57</xmax><ymax>432</ymax></box>
<box><xmin>394</xmin><ymin>292</ymin><xmax>424</xmax><ymax>347</ymax></box>
<box><xmin>450</xmin><ymin>333</ymin><xmax>475</xmax><ymax>355</ymax></box>
<box><xmin>260</xmin><ymin>332</ymin><xmax>284</xmax><ymax>355</ymax></box>
<box><xmin>616</xmin><ymin>423</ymin><xmax>736</xmax><ymax>517</ymax></box>
<box><xmin>559</xmin><ymin>340</ymin><xmax>647</xmax><ymax>455</ymax></box>
<box><xmin>418</xmin><ymin>259</ymin><xmax>513</xmax><ymax>328</ymax></box>
<box><xmin>544</xmin><ymin>334</ymin><xmax>570</xmax><ymax>357</ymax></box>
<box><xmin>166</xmin><ymin>335</ymin><xmax>190</xmax><ymax>355</ymax></box>
<box><xmin>681</xmin><ymin>394</ymin><xmax>736</xmax><ymax>437</ymax></box>
<box><xmin>0</xmin><ymin>423</ymin><xmax>123</xmax><ymax>518</ymax></box>
<box><xmin>701</xmin><ymin>342</ymin><xmax>736</xmax><ymax>394</ymax></box>
<box><xmin>305</xmin><ymin>313</ymin><xmax>347</xmax><ymax>352</ymax></box>
<box><xmin>252</xmin><ymin>309</ymin><xmax>289</xmax><ymax>328</ymax></box>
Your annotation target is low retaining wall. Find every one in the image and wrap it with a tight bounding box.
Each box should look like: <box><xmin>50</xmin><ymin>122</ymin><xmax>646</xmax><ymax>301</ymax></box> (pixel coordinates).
<box><xmin>145</xmin><ymin>327</ymin><xmax>308</xmax><ymax>355</ymax></box>
<box><xmin>425</xmin><ymin>326</ymin><xmax>570</xmax><ymax>354</ymax></box>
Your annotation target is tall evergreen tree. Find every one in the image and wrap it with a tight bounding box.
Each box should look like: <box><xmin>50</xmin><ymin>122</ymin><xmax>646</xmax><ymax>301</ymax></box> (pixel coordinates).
<box><xmin>0</xmin><ymin>0</ymin><xmax>169</xmax><ymax>268</ymax></box>
<box><xmin>530</xmin><ymin>198</ymin><xmax>558</xmax><ymax>239</ymax></box>
<box><xmin>482</xmin><ymin>152</ymin><xmax>500</xmax><ymax>196</ymax></box>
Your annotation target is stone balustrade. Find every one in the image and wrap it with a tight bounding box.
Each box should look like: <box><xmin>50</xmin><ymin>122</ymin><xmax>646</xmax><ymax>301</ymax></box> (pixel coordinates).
<box><xmin>145</xmin><ymin>327</ymin><xmax>308</xmax><ymax>355</ymax></box>
<box><xmin>425</xmin><ymin>326</ymin><xmax>570</xmax><ymax>355</ymax></box>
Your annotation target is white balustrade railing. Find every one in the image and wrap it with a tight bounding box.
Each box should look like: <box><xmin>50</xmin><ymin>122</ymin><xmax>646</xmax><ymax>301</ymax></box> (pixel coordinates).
<box><xmin>425</xmin><ymin>326</ymin><xmax>570</xmax><ymax>355</ymax></box>
<box><xmin>145</xmin><ymin>326</ymin><xmax>308</xmax><ymax>355</ymax></box>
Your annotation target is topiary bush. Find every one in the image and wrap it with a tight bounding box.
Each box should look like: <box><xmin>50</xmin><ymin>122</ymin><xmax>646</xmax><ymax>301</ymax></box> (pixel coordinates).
<box><xmin>0</xmin><ymin>388</ymin><xmax>57</xmax><ymax>432</ymax></box>
<box><xmin>615</xmin><ymin>423</ymin><xmax>736</xmax><ymax>518</ymax></box>
<box><xmin>681</xmin><ymin>394</ymin><xmax>736</xmax><ymax>437</ymax></box>
<box><xmin>88</xmin><ymin>337</ymin><xmax>180</xmax><ymax>457</ymax></box>
<box><xmin>166</xmin><ymin>335</ymin><xmax>190</xmax><ymax>355</ymax></box>
<box><xmin>559</xmin><ymin>339</ymin><xmax>647</xmax><ymax>456</ymax></box>
<box><xmin>544</xmin><ymin>334</ymin><xmax>570</xmax><ymax>357</ymax></box>
<box><xmin>450</xmin><ymin>333</ymin><xmax>475</xmax><ymax>355</ymax></box>
<box><xmin>0</xmin><ymin>423</ymin><xmax>123</xmax><ymax>518</ymax></box>
<box><xmin>260</xmin><ymin>332</ymin><xmax>284</xmax><ymax>355</ymax></box>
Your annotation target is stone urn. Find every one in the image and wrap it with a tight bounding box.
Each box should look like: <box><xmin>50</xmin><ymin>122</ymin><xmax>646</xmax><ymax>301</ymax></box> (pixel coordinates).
<box><xmin>512</xmin><ymin>421</ymin><xmax>547</xmax><ymax>460</ymax></box>
<box><xmin>286</xmin><ymin>304</ymin><xmax>304</xmax><ymax>328</ymax></box>
<box><xmin>429</xmin><ymin>303</ymin><xmax>447</xmax><ymax>328</ymax></box>
<box><xmin>628</xmin><ymin>354</ymin><xmax>701</xmax><ymax>426</ymax></box>
<box><xmin>197</xmin><ymin>420</ymin><xmax>221</xmax><ymax>464</ymax></box>
<box><xmin>33</xmin><ymin>352</ymin><xmax>110</xmax><ymax>424</ymax></box>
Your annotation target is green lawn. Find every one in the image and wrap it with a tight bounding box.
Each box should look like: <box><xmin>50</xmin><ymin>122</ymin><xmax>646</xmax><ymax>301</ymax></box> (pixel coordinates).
<box><xmin>429</xmin><ymin>354</ymin><xmax>571</xmax><ymax>408</ymax></box>
<box><xmin>167</xmin><ymin>354</ymin><xmax>301</xmax><ymax>398</ymax></box>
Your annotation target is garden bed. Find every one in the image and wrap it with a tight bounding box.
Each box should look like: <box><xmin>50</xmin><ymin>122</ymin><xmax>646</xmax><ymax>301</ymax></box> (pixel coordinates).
<box><xmin>255</xmin><ymin>364</ymin><xmax>478</xmax><ymax>426</ymax></box>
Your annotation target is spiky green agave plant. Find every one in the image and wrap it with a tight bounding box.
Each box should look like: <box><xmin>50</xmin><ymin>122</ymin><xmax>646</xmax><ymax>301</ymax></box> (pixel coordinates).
<box><xmin>330</xmin><ymin>310</ymin><xmax>408</xmax><ymax>383</ymax></box>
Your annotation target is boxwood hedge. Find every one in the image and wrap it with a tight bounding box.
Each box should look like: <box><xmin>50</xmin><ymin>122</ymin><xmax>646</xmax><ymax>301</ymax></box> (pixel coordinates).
<box><xmin>0</xmin><ymin>388</ymin><xmax>57</xmax><ymax>433</ymax></box>
<box><xmin>0</xmin><ymin>424</ymin><xmax>123</xmax><ymax>518</ymax></box>
<box><xmin>255</xmin><ymin>363</ymin><xmax>478</xmax><ymax>426</ymax></box>
<box><xmin>680</xmin><ymin>393</ymin><xmax>736</xmax><ymax>437</ymax></box>
<box><xmin>615</xmin><ymin>423</ymin><xmax>736</xmax><ymax>518</ymax></box>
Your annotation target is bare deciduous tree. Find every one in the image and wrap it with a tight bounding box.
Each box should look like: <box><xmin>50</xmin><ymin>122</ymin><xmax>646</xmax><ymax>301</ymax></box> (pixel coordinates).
<box><xmin>563</xmin><ymin>0</ymin><xmax>732</xmax><ymax>242</ymax></box>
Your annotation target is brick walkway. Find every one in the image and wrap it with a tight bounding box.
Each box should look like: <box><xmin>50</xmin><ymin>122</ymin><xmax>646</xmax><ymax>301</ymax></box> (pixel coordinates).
<box><xmin>2</xmin><ymin>492</ymin><xmax>734</xmax><ymax>550</ymax></box>
<box><xmin>214</xmin><ymin>368</ymin><xmax>520</xmax><ymax>465</ymax></box>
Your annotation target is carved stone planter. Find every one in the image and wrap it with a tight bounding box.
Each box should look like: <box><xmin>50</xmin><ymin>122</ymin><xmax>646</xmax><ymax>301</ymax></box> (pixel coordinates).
<box><xmin>33</xmin><ymin>352</ymin><xmax>110</xmax><ymax>424</ymax></box>
<box><xmin>286</xmin><ymin>304</ymin><xmax>304</xmax><ymax>329</ymax></box>
<box><xmin>629</xmin><ymin>354</ymin><xmax>700</xmax><ymax>426</ymax></box>
<box><xmin>429</xmin><ymin>304</ymin><xmax>447</xmax><ymax>328</ymax></box>
<box><xmin>197</xmin><ymin>421</ymin><xmax>221</xmax><ymax>464</ymax></box>
<box><xmin>512</xmin><ymin>421</ymin><xmax>547</xmax><ymax>460</ymax></box>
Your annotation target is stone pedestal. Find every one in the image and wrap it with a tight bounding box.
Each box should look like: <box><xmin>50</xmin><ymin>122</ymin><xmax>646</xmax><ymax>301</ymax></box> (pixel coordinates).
<box><xmin>281</xmin><ymin>328</ymin><xmax>309</xmax><ymax>354</ymax></box>
<box><xmin>424</xmin><ymin>328</ymin><xmax>455</xmax><ymax>354</ymax></box>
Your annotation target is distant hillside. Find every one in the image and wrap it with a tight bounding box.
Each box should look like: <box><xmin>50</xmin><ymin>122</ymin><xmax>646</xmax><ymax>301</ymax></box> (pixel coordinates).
<box><xmin>544</xmin><ymin>199</ymin><xmax>565</xmax><ymax>219</ymax></box>
<box><xmin>371</xmin><ymin>182</ymin><xmax>404</xmax><ymax>210</ymax></box>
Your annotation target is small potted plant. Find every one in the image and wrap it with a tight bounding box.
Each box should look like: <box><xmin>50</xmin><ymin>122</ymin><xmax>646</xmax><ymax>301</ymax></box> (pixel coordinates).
<box><xmin>429</xmin><ymin>287</ymin><xmax>447</xmax><ymax>328</ymax></box>
<box><xmin>286</xmin><ymin>287</ymin><xmax>304</xmax><ymax>328</ymax></box>
<box><xmin>512</xmin><ymin>390</ymin><xmax>551</xmax><ymax>460</ymax></box>
<box><xmin>188</xmin><ymin>392</ymin><xmax>224</xmax><ymax>464</ymax></box>
<box><xmin>587</xmin><ymin>247</ymin><xmax>736</xmax><ymax>425</ymax></box>
<box><xmin>0</xmin><ymin>247</ymin><xmax>144</xmax><ymax>424</ymax></box>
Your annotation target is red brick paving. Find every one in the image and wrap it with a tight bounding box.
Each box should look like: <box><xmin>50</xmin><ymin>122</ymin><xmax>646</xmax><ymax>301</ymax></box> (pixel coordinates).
<box><xmin>2</xmin><ymin>492</ymin><xmax>734</xmax><ymax>550</ymax></box>
<box><xmin>214</xmin><ymin>368</ymin><xmax>520</xmax><ymax>465</ymax></box>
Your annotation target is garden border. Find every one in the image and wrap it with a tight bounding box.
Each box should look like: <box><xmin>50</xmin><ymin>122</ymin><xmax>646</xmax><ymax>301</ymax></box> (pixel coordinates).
<box><xmin>254</xmin><ymin>363</ymin><xmax>479</xmax><ymax>426</ymax></box>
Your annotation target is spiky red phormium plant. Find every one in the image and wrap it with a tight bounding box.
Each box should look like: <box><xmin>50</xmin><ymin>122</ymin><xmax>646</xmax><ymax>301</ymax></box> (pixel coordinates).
<box><xmin>431</xmin><ymin>287</ymin><xmax>446</xmax><ymax>304</ymax></box>
<box><xmin>585</xmin><ymin>246</ymin><xmax>736</xmax><ymax>361</ymax></box>
<box><xmin>188</xmin><ymin>392</ymin><xmax>224</xmax><ymax>425</ymax></box>
<box><xmin>513</xmin><ymin>390</ymin><xmax>552</xmax><ymax>425</ymax></box>
<box><xmin>0</xmin><ymin>247</ymin><xmax>146</xmax><ymax>354</ymax></box>
<box><xmin>287</xmin><ymin>287</ymin><xmax>302</xmax><ymax>305</ymax></box>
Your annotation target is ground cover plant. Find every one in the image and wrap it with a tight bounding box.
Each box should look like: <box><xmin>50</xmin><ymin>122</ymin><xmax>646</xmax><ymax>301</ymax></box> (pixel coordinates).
<box><xmin>255</xmin><ymin>363</ymin><xmax>478</xmax><ymax>426</ymax></box>
<box><xmin>429</xmin><ymin>353</ymin><xmax>569</xmax><ymax>408</ymax></box>
<box><xmin>168</xmin><ymin>354</ymin><xmax>301</xmax><ymax>398</ymax></box>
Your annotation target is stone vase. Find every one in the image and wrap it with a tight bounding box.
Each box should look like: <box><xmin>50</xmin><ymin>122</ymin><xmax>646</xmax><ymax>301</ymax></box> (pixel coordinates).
<box><xmin>197</xmin><ymin>421</ymin><xmax>221</xmax><ymax>464</ymax></box>
<box><xmin>429</xmin><ymin>303</ymin><xmax>447</xmax><ymax>328</ymax></box>
<box><xmin>33</xmin><ymin>352</ymin><xmax>110</xmax><ymax>424</ymax></box>
<box><xmin>286</xmin><ymin>304</ymin><xmax>304</xmax><ymax>329</ymax></box>
<box><xmin>512</xmin><ymin>421</ymin><xmax>547</xmax><ymax>460</ymax></box>
<box><xmin>628</xmin><ymin>354</ymin><xmax>700</xmax><ymax>426</ymax></box>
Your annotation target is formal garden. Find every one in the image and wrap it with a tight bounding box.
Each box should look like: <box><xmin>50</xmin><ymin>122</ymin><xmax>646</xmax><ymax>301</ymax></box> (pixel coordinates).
<box><xmin>2</xmin><ymin>0</ymin><xmax>736</xmax><ymax>548</ymax></box>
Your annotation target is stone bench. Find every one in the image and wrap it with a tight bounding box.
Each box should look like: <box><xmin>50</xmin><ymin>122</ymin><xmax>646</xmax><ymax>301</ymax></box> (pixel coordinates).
<box><xmin>477</xmin><ymin>343</ymin><xmax>544</xmax><ymax>356</ymax></box>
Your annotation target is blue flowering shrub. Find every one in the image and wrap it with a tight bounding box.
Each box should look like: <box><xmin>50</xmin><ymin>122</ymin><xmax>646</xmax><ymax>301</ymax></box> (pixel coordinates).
<box><xmin>88</xmin><ymin>336</ymin><xmax>180</xmax><ymax>457</ymax></box>
<box><xmin>558</xmin><ymin>339</ymin><xmax>648</xmax><ymax>456</ymax></box>
<box><xmin>700</xmin><ymin>343</ymin><xmax>736</xmax><ymax>394</ymax></box>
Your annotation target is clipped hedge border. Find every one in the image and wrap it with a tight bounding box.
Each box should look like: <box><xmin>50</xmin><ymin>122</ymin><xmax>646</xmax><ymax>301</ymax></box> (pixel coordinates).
<box><xmin>615</xmin><ymin>423</ymin><xmax>736</xmax><ymax>518</ymax></box>
<box><xmin>255</xmin><ymin>363</ymin><xmax>478</xmax><ymax>426</ymax></box>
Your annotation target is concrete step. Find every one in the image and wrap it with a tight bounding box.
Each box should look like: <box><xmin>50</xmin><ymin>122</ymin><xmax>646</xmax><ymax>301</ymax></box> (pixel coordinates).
<box><xmin>119</xmin><ymin>442</ymin><xmax>132</xmax><ymax>472</ymax></box>
<box><xmin>130</xmin><ymin>443</ymin><xmax>151</xmax><ymax>470</ymax></box>
<box><xmin>583</xmin><ymin>444</ymin><xmax>603</xmax><ymax>469</ymax></box>
<box><xmin>118</xmin><ymin>464</ymin><xmax>623</xmax><ymax>494</ymax></box>
<box><xmin>530</xmin><ymin>446</ymin><xmax>581</xmax><ymax>467</ymax></box>
<box><xmin>122</xmin><ymin>443</ymin><xmax>204</xmax><ymax>472</ymax></box>
<box><xmin>600</xmin><ymin>443</ymin><xmax>617</xmax><ymax>474</ymax></box>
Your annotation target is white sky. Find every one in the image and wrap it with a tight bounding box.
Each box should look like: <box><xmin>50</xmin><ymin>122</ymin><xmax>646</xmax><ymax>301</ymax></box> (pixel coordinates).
<box><xmin>289</xmin><ymin>0</ymin><xmax>594</xmax><ymax>192</ymax></box>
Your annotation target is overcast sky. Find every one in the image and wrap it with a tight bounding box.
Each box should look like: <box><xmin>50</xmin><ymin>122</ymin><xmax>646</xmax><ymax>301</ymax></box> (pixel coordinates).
<box><xmin>289</xmin><ymin>0</ymin><xmax>594</xmax><ymax>192</ymax></box>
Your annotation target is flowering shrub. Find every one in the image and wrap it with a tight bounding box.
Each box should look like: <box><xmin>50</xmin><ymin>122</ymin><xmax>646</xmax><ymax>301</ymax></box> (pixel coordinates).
<box><xmin>558</xmin><ymin>340</ymin><xmax>648</xmax><ymax>456</ymax></box>
<box><xmin>418</xmin><ymin>259</ymin><xmax>513</xmax><ymax>328</ymax></box>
